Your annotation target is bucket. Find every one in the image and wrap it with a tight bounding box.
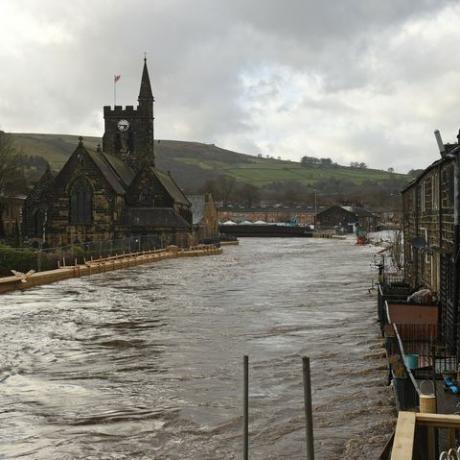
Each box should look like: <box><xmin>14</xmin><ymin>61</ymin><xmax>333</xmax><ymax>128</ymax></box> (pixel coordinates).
<box><xmin>404</xmin><ymin>353</ymin><xmax>418</xmax><ymax>369</ymax></box>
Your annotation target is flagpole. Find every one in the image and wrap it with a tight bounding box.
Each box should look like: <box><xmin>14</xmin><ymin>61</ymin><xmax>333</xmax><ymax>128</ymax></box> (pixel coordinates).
<box><xmin>114</xmin><ymin>77</ymin><xmax>116</xmax><ymax>106</ymax></box>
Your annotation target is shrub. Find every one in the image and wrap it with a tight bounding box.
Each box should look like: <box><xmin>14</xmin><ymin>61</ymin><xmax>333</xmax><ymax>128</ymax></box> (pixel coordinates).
<box><xmin>0</xmin><ymin>244</ymin><xmax>38</xmax><ymax>276</ymax></box>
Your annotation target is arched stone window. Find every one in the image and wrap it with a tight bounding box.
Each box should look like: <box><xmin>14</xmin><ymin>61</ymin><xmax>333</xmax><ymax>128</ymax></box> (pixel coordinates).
<box><xmin>33</xmin><ymin>209</ymin><xmax>46</xmax><ymax>237</ymax></box>
<box><xmin>70</xmin><ymin>177</ymin><xmax>93</xmax><ymax>225</ymax></box>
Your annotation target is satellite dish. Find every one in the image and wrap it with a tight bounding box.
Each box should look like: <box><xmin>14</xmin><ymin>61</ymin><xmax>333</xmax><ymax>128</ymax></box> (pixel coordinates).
<box><xmin>412</xmin><ymin>236</ymin><xmax>427</xmax><ymax>249</ymax></box>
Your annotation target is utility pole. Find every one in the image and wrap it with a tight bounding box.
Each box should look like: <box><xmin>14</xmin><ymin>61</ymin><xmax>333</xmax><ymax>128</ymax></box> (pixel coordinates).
<box><xmin>313</xmin><ymin>190</ymin><xmax>318</xmax><ymax>228</ymax></box>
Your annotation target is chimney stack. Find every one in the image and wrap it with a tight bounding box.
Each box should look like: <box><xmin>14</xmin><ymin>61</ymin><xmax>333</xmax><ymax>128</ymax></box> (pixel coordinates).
<box><xmin>434</xmin><ymin>129</ymin><xmax>446</xmax><ymax>157</ymax></box>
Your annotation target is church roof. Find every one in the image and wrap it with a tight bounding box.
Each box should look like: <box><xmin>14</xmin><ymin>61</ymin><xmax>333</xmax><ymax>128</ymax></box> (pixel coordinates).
<box><xmin>153</xmin><ymin>168</ymin><xmax>190</xmax><ymax>206</ymax></box>
<box><xmin>121</xmin><ymin>207</ymin><xmax>190</xmax><ymax>229</ymax></box>
<box><xmin>85</xmin><ymin>148</ymin><xmax>126</xmax><ymax>195</ymax></box>
<box><xmin>63</xmin><ymin>142</ymin><xmax>189</xmax><ymax>209</ymax></box>
<box><xmin>102</xmin><ymin>151</ymin><xmax>136</xmax><ymax>187</ymax></box>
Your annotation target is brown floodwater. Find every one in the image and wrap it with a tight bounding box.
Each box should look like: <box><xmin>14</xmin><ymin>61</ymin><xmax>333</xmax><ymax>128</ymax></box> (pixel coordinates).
<box><xmin>0</xmin><ymin>237</ymin><xmax>394</xmax><ymax>459</ymax></box>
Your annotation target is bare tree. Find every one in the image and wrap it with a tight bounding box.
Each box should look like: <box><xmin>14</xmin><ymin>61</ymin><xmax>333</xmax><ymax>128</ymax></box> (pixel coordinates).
<box><xmin>0</xmin><ymin>131</ymin><xmax>20</xmax><ymax>195</ymax></box>
<box><xmin>0</xmin><ymin>131</ymin><xmax>20</xmax><ymax>238</ymax></box>
<box><xmin>236</xmin><ymin>183</ymin><xmax>260</xmax><ymax>208</ymax></box>
<box><xmin>221</xmin><ymin>176</ymin><xmax>236</xmax><ymax>207</ymax></box>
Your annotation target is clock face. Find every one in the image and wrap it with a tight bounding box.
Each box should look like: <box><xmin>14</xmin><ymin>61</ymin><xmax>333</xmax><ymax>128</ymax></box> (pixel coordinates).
<box><xmin>117</xmin><ymin>119</ymin><xmax>130</xmax><ymax>132</ymax></box>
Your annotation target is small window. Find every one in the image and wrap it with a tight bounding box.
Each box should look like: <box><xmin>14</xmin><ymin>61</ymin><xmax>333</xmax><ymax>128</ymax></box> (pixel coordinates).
<box><xmin>70</xmin><ymin>177</ymin><xmax>93</xmax><ymax>225</ymax></box>
<box><xmin>448</xmin><ymin>167</ymin><xmax>454</xmax><ymax>206</ymax></box>
<box><xmin>420</xmin><ymin>227</ymin><xmax>429</xmax><ymax>264</ymax></box>
<box><xmin>443</xmin><ymin>165</ymin><xmax>455</xmax><ymax>207</ymax></box>
<box><xmin>420</xmin><ymin>181</ymin><xmax>426</xmax><ymax>212</ymax></box>
<box><xmin>432</xmin><ymin>173</ymin><xmax>439</xmax><ymax>210</ymax></box>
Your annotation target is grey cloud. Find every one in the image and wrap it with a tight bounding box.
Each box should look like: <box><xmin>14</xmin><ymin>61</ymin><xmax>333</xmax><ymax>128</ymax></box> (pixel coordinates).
<box><xmin>1</xmin><ymin>0</ymin><xmax>459</xmax><ymax>171</ymax></box>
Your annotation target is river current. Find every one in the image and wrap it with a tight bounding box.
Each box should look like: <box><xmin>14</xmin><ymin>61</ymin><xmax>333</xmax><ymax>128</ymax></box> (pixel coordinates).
<box><xmin>0</xmin><ymin>237</ymin><xmax>394</xmax><ymax>459</ymax></box>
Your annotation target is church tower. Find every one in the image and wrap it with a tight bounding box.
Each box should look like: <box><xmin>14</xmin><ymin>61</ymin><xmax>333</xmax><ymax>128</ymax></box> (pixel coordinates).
<box><xmin>102</xmin><ymin>58</ymin><xmax>155</xmax><ymax>170</ymax></box>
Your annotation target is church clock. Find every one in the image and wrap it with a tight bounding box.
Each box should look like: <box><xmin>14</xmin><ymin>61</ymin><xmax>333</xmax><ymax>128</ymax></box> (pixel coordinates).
<box><xmin>117</xmin><ymin>119</ymin><xmax>130</xmax><ymax>132</ymax></box>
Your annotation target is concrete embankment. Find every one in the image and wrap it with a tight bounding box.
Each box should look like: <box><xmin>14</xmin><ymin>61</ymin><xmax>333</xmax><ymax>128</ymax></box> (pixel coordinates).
<box><xmin>0</xmin><ymin>245</ymin><xmax>222</xmax><ymax>295</ymax></box>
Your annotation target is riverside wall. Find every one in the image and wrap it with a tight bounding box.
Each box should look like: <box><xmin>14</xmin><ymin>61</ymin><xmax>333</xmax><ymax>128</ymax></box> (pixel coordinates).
<box><xmin>0</xmin><ymin>245</ymin><xmax>223</xmax><ymax>295</ymax></box>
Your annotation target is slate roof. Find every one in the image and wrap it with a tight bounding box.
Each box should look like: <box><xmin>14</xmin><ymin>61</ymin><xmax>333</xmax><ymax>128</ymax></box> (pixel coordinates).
<box><xmin>317</xmin><ymin>205</ymin><xmax>375</xmax><ymax>218</ymax></box>
<box><xmin>72</xmin><ymin>144</ymin><xmax>189</xmax><ymax>211</ymax></box>
<box><xmin>341</xmin><ymin>206</ymin><xmax>375</xmax><ymax>217</ymax></box>
<box><xmin>153</xmin><ymin>169</ymin><xmax>190</xmax><ymax>206</ymax></box>
<box><xmin>25</xmin><ymin>167</ymin><xmax>56</xmax><ymax>203</ymax></box>
<box><xmin>316</xmin><ymin>205</ymin><xmax>354</xmax><ymax>217</ymax></box>
<box><xmin>187</xmin><ymin>194</ymin><xmax>206</xmax><ymax>225</ymax></box>
<box><xmin>102</xmin><ymin>152</ymin><xmax>136</xmax><ymax>187</ymax></box>
<box><xmin>120</xmin><ymin>207</ymin><xmax>190</xmax><ymax>229</ymax></box>
<box><xmin>86</xmin><ymin>148</ymin><xmax>126</xmax><ymax>195</ymax></box>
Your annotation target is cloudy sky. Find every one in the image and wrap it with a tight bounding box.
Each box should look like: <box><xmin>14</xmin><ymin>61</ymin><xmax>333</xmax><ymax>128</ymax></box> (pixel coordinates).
<box><xmin>1</xmin><ymin>0</ymin><xmax>460</xmax><ymax>172</ymax></box>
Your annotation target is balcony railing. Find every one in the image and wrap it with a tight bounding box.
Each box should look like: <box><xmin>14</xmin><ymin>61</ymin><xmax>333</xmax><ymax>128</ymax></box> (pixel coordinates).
<box><xmin>391</xmin><ymin>412</ymin><xmax>460</xmax><ymax>460</ymax></box>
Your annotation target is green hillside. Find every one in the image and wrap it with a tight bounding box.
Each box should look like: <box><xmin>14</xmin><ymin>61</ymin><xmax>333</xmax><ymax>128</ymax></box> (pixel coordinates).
<box><xmin>11</xmin><ymin>132</ymin><xmax>408</xmax><ymax>191</ymax></box>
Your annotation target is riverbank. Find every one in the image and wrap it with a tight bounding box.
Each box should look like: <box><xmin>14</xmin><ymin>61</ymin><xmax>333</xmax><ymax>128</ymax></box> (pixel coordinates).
<box><xmin>220</xmin><ymin>240</ymin><xmax>239</xmax><ymax>246</ymax></box>
<box><xmin>0</xmin><ymin>244</ymin><xmax>222</xmax><ymax>295</ymax></box>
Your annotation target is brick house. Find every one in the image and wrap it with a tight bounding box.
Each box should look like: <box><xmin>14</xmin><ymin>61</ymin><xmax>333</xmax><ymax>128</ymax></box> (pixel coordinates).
<box><xmin>401</xmin><ymin>135</ymin><xmax>458</xmax><ymax>351</ymax></box>
<box><xmin>316</xmin><ymin>205</ymin><xmax>377</xmax><ymax>233</ymax></box>
<box><xmin>218</xmin><ymin>207</ymin><xmax>315</xmax><ymax>226</ymax></box>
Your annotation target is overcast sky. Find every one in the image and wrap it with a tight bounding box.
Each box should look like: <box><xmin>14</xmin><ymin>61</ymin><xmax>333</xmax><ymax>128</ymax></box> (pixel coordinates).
<box><xmin>1</xmin><ymin>0</ymin><xmax>460</xmax><ymax>172</ymax></box>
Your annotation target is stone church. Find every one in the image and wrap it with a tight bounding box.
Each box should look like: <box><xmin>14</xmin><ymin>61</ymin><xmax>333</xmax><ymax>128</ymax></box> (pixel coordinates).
<box><xmin>24</xmin><ymin>59</ymin><xmax>192</xmax><ymax>247</ymax></box>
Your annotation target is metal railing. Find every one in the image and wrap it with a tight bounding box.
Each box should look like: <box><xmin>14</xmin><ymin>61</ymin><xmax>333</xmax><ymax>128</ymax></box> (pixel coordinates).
<box><xmin>382</xmin><ymin>270</ymin><xmax>406</xmax><ymax>287</ymax></box>
<box><xmin>377</xmin><ymin>280</ymin><xmax>412</xmax><ymax>335</ymax></box>
<box><xmin>387</xmin><ymin>324</ymin><xmax>420</xmax><ymax>410</ymax></box>
<box><xmin>0</xmin><ymin>235</ymin><xmax>170</xmax><ymax>275</ymax></box>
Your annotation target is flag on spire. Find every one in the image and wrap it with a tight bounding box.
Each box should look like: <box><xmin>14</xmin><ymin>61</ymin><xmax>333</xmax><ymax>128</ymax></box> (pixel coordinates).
<box><xmin>114</xmin><ymin>74</ymin><xmax>121</xmax><ymax>83</ymax></box>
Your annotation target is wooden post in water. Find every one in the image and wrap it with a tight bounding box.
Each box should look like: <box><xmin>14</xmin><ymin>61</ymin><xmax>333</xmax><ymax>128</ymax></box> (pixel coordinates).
<box><xmin>243</xmin><ymin>355</ymin><xmax>249</xmax><ymax>460</ymax></box>
<box><xmin>303</xmin><ymin>357</ymin><xmax>315</xmax><ymax>460</ymax></box>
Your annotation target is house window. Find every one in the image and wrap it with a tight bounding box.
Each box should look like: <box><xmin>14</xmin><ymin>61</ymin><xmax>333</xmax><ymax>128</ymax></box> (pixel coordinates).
<box><xmin>431</xmin><ymin>253</ymin><xmax>439</xmax><ymax>293</ymax></box>
<box><xmin>70</xmin><ymin>177</ymin><xmax>93</xmax><ymax>225</ymax></box>
<box><xmin>432</xmin><ymin>173</ymin><xmax>439</xmax><ymax>210</ymax></box>
<box><xmin>443</xmin><ymin>165</ymin><xmax>455</xmax><ymax>207</ymax></box>
<box><xmin>420</xmin><ymin>227</ymin><xmax>429</xmax><ymax>264</ymax></box>
<box><xmin>420</xmin><ymin>181</ymin><xmax>426</xmax><ymax>212</ymax></box>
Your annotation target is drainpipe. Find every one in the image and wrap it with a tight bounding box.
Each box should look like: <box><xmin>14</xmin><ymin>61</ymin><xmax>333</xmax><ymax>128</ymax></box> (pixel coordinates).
<box><xmin>415</xmin><ymin>181</ymin><xmax>419</xmax><ymax>288</ymax></box>
<box><xmin>454</xmin><ymin>152</ymin><xmax>460</xmax><ymax>360</ymax></box>
<box><xmin>444</xmin><ymin>143</ymin><xmax>460</xmax><ymax>357</ymax></box>
<box><xmin>438</xmin><ymin>161</ymin><xmax>442</xmax><ymax>332</ymax></box>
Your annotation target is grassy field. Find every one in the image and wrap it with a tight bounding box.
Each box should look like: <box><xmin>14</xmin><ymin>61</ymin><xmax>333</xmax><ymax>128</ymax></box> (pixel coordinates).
<box><xmin>11</xmin><ymin>132</ymin><xmax>407</xmax><ymax>189</ymax></box>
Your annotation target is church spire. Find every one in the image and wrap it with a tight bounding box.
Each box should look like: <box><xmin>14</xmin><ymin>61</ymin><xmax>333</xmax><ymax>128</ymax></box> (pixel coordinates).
<box><xmin>138</xmin><ymin>57</ymin><xmax>154</xmax><ymax>102</ymax></box>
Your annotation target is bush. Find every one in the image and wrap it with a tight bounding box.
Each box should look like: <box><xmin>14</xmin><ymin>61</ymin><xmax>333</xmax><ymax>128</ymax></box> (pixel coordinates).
<box><xmin>0</xmin><ymin>244</ymin><xmax>38</xmax><ymax>276</ymax></box>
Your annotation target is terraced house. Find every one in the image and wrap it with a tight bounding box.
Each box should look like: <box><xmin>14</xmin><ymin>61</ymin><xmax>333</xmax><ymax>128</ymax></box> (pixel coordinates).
<box><xmin>402</xmin><ymin>130</ymin><xmax>458</xmax><ymax>353</ymax></box>
<box><xmin>23</xmin><ymin>59</ymin><xmax>192</xmax><ymax>247</ymax></box>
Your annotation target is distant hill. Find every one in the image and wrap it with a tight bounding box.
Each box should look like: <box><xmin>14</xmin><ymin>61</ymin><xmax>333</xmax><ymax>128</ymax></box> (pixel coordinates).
<box><xmin>10</xmin><ymin>132</ymin><xmax>408</xmax><ymax>192</ymax></box>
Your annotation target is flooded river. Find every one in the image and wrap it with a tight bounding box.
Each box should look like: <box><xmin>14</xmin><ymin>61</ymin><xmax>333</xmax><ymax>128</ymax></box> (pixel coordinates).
<box><xmin>0</xmin><ymin>237</ymin><xmax>394</xmax><ymax>459</ymax></box>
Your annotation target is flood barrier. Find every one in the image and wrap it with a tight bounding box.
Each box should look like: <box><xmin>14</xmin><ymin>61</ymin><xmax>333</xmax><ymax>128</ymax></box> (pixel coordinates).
<box><xmin>0</xmin><ymin>245</ymin><xmax>222</xmax><ymax>295</ymax></box>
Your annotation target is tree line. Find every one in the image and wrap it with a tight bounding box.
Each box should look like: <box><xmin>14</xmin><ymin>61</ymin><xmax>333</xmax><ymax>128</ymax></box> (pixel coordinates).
<box><xmin>0</xmin><ymin>131</ymin><xmax>50</xmax><ymax>196</ymax></box>
<box><xmin>199</xmin><ymin>174</ymin><xmax>408</xmax><ymax>210</ymax></box>
<box><xmin>0</xmin><ymin>131</ymin><xmax>50</xmax><ymax>238</ymax></box>
<box><xmin>300</xmin><ymin>155</ymin><xmax>370</xmax><ymax>169</ymax></box>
